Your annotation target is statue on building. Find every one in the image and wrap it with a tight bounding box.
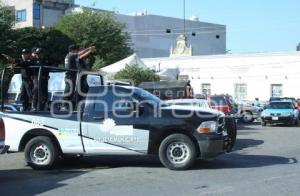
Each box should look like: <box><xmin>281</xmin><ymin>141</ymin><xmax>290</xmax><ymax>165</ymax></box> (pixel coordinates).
<box><xmin>170</xmin><ymin>34</ymin><xmax>192</xmax><ymax>57</ymax></box>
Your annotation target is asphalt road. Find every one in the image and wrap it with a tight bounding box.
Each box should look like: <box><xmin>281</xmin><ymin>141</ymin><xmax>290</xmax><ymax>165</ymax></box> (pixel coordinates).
<box><xmin>1</xmin><ymin>123</ymin><xmax>300</xmax><ymax>196</ymax></box>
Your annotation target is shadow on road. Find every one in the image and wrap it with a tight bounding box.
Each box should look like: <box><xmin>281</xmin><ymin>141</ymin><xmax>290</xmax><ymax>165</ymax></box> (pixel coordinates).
<box><xmin>195</xmin><ymin>154</ymin><xmax>298</xmax><ymax>170</ymax></box>
<box><xmin>60</xmin><ymin>155</ymin><xmax>162</xmax><ymax>169</ymax></box>
<box><xmin>234</xmin><ymin>138</ymin><xmax>264</xmax><ymax>151</ymax></box>
<box><xmin>0</xmin><ymin>169</ymin><xmax>86</xmax><ymax>195</ymax></box>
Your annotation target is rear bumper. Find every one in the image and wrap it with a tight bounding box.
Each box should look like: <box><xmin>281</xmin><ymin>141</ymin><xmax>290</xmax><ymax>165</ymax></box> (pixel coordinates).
<box><xmin>0</xmin><ymin>145</ymin><xmax>9</xmax><ymax>154</ymax></box>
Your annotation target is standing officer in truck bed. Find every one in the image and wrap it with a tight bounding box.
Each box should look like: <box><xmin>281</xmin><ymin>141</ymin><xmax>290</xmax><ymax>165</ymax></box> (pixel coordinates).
<box><xmin>31</xmin><ymin>48</ymin><xmax>52</xmax><ymax>111</ymax></box>
<box><xmin>2</xmin><ymin>49</ymin><xmax>34</xmax><ymax>111</ymax></box>
<box><xmin>64</xmin><ymin>44</ymin><xmax>96</xmax><ymax>109</ymax></box>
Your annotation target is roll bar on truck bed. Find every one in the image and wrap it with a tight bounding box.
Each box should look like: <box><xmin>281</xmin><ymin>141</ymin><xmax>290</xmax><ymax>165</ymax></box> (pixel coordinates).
<box><xmin>0</xmin><ymin>66</ymin><xmax>105</xmax><ymax>112</ymax></box>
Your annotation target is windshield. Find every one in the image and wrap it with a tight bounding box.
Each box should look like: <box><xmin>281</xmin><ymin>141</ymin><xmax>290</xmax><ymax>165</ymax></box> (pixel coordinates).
<box><xmin>210</xmin><ymin>96</ymin><xmax>227</xmax><ymax>106</ymax></box>
<box><xmin>267</xmin><ymin>102</ymin><xmax>294</xmax><ymax>109</ymax></box>
<box><xmin>134</xmin><ymin>88</ymin><xmax>167</xmax><ymax>106</ymax></box>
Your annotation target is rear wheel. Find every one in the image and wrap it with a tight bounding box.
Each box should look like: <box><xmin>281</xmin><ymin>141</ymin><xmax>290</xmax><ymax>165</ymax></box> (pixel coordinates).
<box><xmin>241</xmin><ymin>111</ymin><xmax>254</xmax><ymax>123</ymax></box>
<box><xmin>159</xmin><ymin>134</ymin><xmax>196</xmax><ymax>170</ymax></box>
<box><xmin>24</xmin><ymin>136</ymin><xmax>60</xmax><ymax>170</ymax></box>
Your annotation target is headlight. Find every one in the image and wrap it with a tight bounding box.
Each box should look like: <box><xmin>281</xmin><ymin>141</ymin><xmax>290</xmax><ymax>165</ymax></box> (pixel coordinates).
<box><xmin>197</xmin><ymin>121</ymin><xmax>218</xmax><ymax>133</ymax></box>
<box><xmin>282</xmin><ymin>112</ymin><xmax>293</xmax><ymax>117</ymax></box>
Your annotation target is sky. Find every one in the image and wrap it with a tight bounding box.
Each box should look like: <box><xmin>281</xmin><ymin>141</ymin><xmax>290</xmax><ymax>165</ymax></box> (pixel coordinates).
<box><xmin>76</xmin><ymin>0</ymin><xmax>300</xmax><ymax>54</ymax></box>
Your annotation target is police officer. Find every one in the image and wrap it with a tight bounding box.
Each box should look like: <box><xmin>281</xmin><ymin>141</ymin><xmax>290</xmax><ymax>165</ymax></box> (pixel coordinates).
<box><xmin>2</xmin><ymin>49</ymin><xmax>34</xmax><ymax>111</ymax></box>
<box><xmin>64</xmin><ymin>45</ymin><xmax>96</xmax><ymax>109</ymax></box>
<box><xmin>31</xmin><ymin>48</ymin><xmax>51</xmax><ymax>111</ymax></box>
<box><xmin>17</xmin><ymin>49</ymin><xmax>34</xmax><ymax>111</ymax></box>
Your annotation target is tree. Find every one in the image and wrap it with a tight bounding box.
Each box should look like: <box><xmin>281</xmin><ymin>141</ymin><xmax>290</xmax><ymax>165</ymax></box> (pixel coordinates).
<box><xmin>0</xmin><ymin>2</ymin><xmax>15</xmax><ymax>62</ymax></box>
<box><xmin>54</xmin><ymin>9</ymin><xmax>133</xmax><ymax>69</ymax></box>
<box><xmin>114</xmin><ymin>65</ymin><xmax>160</xmax><ymax>86</ymax></box>
<box><xmin>12</xmin><ymin>27</ymin><xmax>73</xmax><ymax>66</ymax></box>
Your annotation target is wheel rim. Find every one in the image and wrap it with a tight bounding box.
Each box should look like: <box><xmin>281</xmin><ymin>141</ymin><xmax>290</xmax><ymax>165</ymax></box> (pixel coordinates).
<box><xmin>166</xmin><ymin>142</ymin><xmax>190</xmax><ymax>165</ymax></box>
<box><xmin>243</xmin><ymin>112</ymin><xmax>253</xmax><ymax>122</ymax></box>
<box><xmin>30</xmin><ymin>143</ymin><xmax>51</xmax><ymax>165</ymax></box>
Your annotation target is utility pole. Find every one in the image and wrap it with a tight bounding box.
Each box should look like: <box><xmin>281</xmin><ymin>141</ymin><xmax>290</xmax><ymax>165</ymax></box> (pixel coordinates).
<box><xmin>183</xmin><ymin>0</ymin><xmax>186</xmax><ymax>36</ymax></box>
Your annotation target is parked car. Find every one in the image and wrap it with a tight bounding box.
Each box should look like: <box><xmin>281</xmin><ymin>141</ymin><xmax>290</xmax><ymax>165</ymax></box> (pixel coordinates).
<box><xmin>235</xmin><ymin>100</ymin><xmax>263</xmax><ymax>123</ymax></box>
<box><xmin>166</xmin><ymin>99</ymin><xmax>211</xmax><ymax>110</ymax></box>
<box><xmin>208</xmin><ymin>95</ymin><xmax>238</xmax><ymax>116</ymax></box>
<box><xmin>261</xmin><ymin>101</ymin><xmax>299</xmax><ymax>126</ymax></box>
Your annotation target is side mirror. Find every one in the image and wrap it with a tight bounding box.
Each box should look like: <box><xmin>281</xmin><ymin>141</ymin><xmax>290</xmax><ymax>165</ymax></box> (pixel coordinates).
<box><xmin>132</xmin><ymin>101</ymin><xmax>139</xmax><ymax>111</ymax></box>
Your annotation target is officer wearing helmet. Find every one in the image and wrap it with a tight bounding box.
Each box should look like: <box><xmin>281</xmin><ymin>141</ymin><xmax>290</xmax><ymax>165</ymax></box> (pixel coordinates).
<box><xmin>31</xmin><ymin>48</ymin><xmax>52</xmax><ymax>111</ymax></box>
<box><xmin>2</xmin><ymin>49</ymin><xmax>34</xmax><ymax>111</ymax></box>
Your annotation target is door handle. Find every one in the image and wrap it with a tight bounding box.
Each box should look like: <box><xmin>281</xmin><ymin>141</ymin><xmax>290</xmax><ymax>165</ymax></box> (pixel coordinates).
<box><xmin>93</xmin><ymin>116</ymin><xmax>105</xmax><ymax>120</ymax></box>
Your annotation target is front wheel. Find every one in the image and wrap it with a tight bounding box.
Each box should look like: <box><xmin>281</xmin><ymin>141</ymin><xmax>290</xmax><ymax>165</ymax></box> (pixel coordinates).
<box><xmin>24</xmin><ymin>136</ymin><xmax>60</xmax><ymax>170</ymax></box>
<box><xmin>225</xmin><ymin>117</ymin><xmax>237</xmax><ymax>152</ymax></box>
<box><xmin>159</xmin><ymin>134</ymin><xmax>196</xmax><ymax>170</ymax></box>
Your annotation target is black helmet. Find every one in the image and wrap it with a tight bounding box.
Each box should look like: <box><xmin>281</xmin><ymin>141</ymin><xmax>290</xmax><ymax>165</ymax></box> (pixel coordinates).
<box><xmin>21</xmin><ymin>49</ymin><xmax>30</xmax><ymax>54</ymax></box>
<box><xmin>35</xmin><ymin>48</ymin><xmax>44</xmax><ymax>54</ymax></box>
<box><xmin>68</xmin><ymin>44</ymin><xmax>79</xmax><ymax>52</ymax></box>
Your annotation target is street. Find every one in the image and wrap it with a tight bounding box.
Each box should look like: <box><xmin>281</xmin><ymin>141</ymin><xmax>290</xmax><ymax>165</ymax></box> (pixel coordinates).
<box><xmin>1</xmin><ymin>123</ymin><xmax>300</xmax><ymax>196</ymax></box>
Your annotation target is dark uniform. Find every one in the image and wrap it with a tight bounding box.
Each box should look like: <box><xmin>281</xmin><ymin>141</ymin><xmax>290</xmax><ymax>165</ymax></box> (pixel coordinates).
<box><xmin>15</xmin><ymin>49</ymin><xmax>34</xmax><ymax>111</ymax></box>
<box><xmin>64</xmin><ymin>52</ymin><xmax>79</xmax><ymax>107</ymax></box>
<box><xmin>31</xmin><ymin>48</ymin><xmax>52</xmax><ymax>111</ymax></box>
<box><xmin>15</xmin><ymin>60</ymin><xmax>34</xmax><ymax>111</ymax></box>
<box><xmin>77</xmin><ymin>58</ymin><xmax>90</xmax><ymax>102</ymax></box>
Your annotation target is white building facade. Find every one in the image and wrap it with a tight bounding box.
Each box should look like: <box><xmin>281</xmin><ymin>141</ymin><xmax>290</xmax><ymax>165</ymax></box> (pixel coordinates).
<box><xmin>143</xmin><ymin>52</ymin><xmax>300</xmax><ymax>101</ymax></box>
<box><xmin>4</xmin><ymin>0</ymin><xmax>74</xmax><ymax>28</ymax></box>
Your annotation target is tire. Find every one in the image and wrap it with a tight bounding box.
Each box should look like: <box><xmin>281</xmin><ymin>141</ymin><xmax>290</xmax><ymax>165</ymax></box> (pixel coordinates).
<box><xmin>159</xmin><ymin>134</ymin><xmax>196</xmax><ymax>170</ymax></box>
<box><xmin>288</xmin><ymin>118</ymin><xmax>296</xmax><ymax>127</ymax></box>
<box><xmin>261</xmin><ymin>120</ymin><xmax>266</xmax><ymax>126</ymax></box>
<box><xmin>24</xmin><ymin>136</ymin><xmax>60</xmax><ymax>170</ymax></box>
<box><xmin>225</xmin><ymin>117</ymin><xmax>237</xmax><ymax>152</ymax></box>
<box><xmin>241</xmin><ymin>111</ymin><xmax>254</xmax><ymax>123</ymax></box>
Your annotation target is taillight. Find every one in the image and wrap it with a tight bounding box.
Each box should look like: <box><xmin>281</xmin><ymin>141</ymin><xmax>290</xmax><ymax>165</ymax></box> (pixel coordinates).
<box><xmin>0</xmin><ymin>118</ymin><xmax>5</xmax><ymax>140</ymax></box>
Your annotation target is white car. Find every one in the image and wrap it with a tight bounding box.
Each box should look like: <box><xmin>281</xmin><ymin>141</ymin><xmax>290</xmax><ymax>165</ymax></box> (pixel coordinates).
<box><xmin>166</xmin><ymin>99</ymin><xmax>212</xmax><ymax>109</ymax></box>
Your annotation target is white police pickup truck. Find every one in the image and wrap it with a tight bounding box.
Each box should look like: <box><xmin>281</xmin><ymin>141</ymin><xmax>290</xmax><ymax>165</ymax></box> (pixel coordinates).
<box><xmin>0</xmin><ymin>85</ymin><xmax>236</xmax><ymax>170</ymax></box>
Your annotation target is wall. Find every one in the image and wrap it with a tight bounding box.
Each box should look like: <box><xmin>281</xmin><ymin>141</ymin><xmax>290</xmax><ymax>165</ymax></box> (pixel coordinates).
<box><xmin>143</xmin><ymin>52</ymin><xmax>300</xmax><ymax>101</ymax></box>
<box><xmin>115</xmin><ymin>14</ymin><xmax>226</xmax><ymax>58</ymax></box>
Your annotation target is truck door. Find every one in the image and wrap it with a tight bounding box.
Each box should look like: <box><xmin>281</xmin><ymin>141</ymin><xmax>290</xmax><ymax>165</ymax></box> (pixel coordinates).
<box><xmin>81</xmin><ymin>86</ymin><xmax>150</xmax><ymax>154</ymax></box>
